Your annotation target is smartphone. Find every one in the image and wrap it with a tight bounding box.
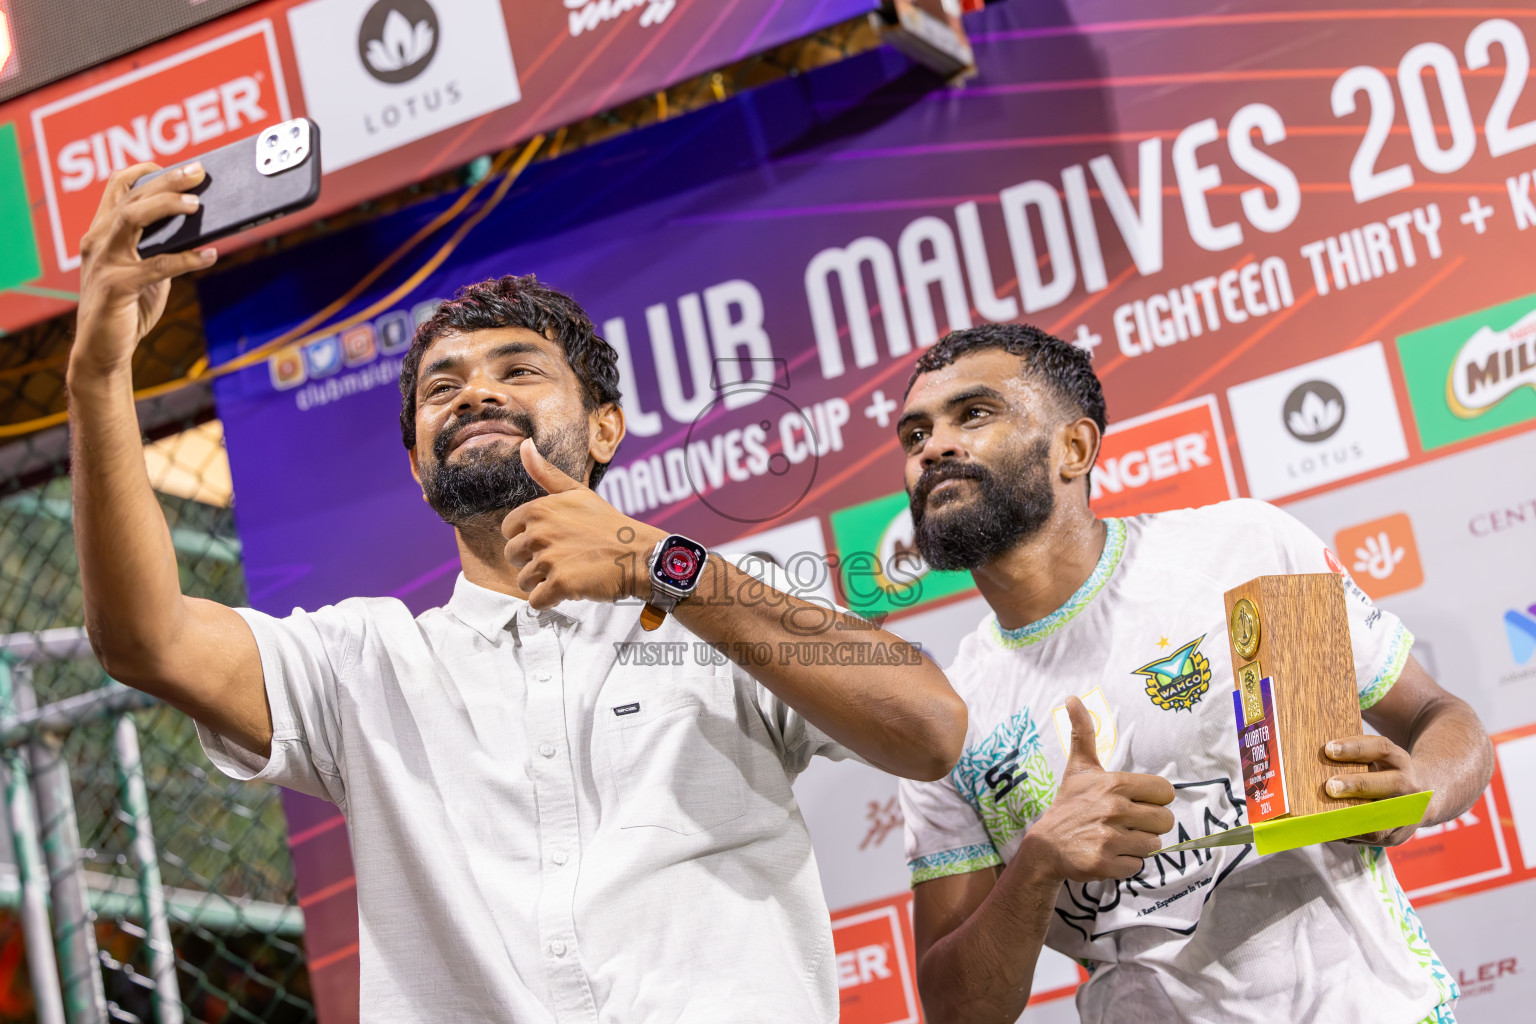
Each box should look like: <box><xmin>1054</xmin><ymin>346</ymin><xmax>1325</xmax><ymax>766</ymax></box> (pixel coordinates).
<box><xmin>132</xmin><ymin>117</ymin><xmax>322</xmax><ymax>258</ymax></box>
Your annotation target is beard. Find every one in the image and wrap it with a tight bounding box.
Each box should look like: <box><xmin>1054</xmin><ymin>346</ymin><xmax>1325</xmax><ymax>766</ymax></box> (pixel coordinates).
<box><xmin>909</xmin><ymin>437</ymin><xmax>1056</xmax><ymax>572</ymax></box>
<box><xmin>418</xmin><ymin>408</ymin><xmax>591</xmax><ymax>527</ymax></box>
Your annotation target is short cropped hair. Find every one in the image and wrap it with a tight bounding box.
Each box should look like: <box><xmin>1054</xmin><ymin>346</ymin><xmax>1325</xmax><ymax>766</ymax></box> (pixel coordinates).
<box><xmin>904</xmin><ymin>322</ymin><xmax>1108</xmax><ymax>437</ymax></box>
<box><xmin>398</xmin><ymin>274</ymin><xmax>623</xmax><ymax>487</ymax></box>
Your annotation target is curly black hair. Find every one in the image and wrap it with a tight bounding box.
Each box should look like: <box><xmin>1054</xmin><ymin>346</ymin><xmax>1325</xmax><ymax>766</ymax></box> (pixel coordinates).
<box><xmin>904</xmin><ymin>322</ymin><xmax>1107</xmax><ymax>436</ymax></box>
<box><xmin>398</xmin><ymin>274</ymin><xmax>623</xmax><ymax>487</ymax></box>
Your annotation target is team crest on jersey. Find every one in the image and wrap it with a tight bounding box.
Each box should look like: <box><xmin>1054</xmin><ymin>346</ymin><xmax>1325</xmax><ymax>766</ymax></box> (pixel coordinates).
<box><xmin>1133</xmin><ymin>635</ymin><xmax>1212</xmax><ymax>712</ymax></box>
<box><xmin>952</xmin><ymin>709</ymin><xmax>1060</xmax><ymax>849</ymax></box>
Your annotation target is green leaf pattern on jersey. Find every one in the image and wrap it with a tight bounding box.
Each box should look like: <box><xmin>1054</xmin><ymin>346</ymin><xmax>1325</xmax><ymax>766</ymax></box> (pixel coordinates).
<box><xmin>1360</xmin><ymin>621</ymin><xmax>1415</xmax><ymax>711</ymax></box>
<box><xmin>1004</xmin><ymin>749</ymin><xmax>1058</xmax><ymax>842</ymax></box>
<box><xmin>1360</xmin><ymin>845</ymin><xmax>1459</xmax><ymax>1018</ymax></box>
<box><xmin>952</xmin><ymin>708</ymin><xmax>1059</xmax><ymax>850</ymax></box>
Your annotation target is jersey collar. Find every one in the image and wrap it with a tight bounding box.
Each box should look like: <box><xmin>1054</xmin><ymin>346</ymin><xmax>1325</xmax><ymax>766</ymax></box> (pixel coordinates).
<box><xmin>986</xmin><ymin>518</ymin><xmax>1127</xmax><ymax>650</ymax></box>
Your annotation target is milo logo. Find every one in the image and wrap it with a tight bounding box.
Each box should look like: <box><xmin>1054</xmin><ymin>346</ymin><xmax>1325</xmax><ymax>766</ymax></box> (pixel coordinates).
<box><xmin>1446</xmin><ymin>309</ymin><xmax>1536</xmax><ymax>418</ymax></box>
<box><xmin>1397</xmin><ymin>293</ymin><xmax>1536</xmax><ymax>451</ymax></box>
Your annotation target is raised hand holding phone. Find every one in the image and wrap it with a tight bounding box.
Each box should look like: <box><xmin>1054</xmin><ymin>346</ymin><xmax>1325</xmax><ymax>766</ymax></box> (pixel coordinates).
<box><xmin>132</xmin><ymin>117</ymin><xmax>321</xmax><ymax>259</ymax></box>
<box><xmin>73</xmin><ymin>161</ymin><xmax>218</xmax><ymax>379</ymax></box>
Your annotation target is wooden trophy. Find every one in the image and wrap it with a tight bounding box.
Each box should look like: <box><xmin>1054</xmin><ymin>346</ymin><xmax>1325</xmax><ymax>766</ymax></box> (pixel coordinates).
<box><xmin>1157</xmin><ymin>573</ymin><xmax>1430</xmax><ymax>856</ymax></box>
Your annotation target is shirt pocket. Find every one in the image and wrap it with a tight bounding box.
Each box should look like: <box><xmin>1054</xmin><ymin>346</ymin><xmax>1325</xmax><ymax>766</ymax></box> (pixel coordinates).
<box><xmin>602</xmin><ymin>674</ymin><xmax>748</xmax><ymax>835</ymax></box>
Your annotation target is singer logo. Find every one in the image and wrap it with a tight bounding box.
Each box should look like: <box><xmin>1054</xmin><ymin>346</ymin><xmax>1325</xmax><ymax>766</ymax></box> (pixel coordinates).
<box><xmin>1392</xmin><ymin>790</ymin><xmax>1510</xmax><ymax>899</ymax></box>
<box><xmin>1089</xmin><ymin>395</ymin><xmax>1237</xmax><ymax>518</ymax></box>
<box><xmin>831</xmin><ymin>902</ymin><xmax>919</xmax><ymax>1024</ymax></box>
<box><xmin>30</xmin><ymin>21</ymin><xmax>290</xmax><ymax>271</ymax></box>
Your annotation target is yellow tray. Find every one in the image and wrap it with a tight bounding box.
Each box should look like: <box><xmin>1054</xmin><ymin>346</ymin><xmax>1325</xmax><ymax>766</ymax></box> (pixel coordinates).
<box><xmin>1153</xmin><ymin>790</ymin><xmax>1432</xmax><ymax>856</ymax></box>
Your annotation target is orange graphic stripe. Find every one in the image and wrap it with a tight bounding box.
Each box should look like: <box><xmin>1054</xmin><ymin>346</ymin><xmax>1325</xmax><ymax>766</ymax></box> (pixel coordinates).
<box><xmin>1347</xmin><ymin>254</ymin><xmax>1468</xmax><ymax>350</ymax></box>
<box><xmin>298</xmin><ymin>876</ymin><xmax>357</xmax><ymax>909</ymax></box>
<box><xmin>1166</xmin><ymin>287</ymin><xmax>1321</xmax><ymax>407</ymax></box>
<box><xmin>287</xmin><ymin>814</ymin><xmax>346</xmax><ymax>847</ymax></box>
<box><xmin>308</xmin><ymin>943</ymin><xmax>360</xmax><ymax>973</ymax></box>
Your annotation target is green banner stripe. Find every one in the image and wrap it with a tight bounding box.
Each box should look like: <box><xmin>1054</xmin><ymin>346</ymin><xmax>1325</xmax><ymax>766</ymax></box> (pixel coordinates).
<box><xmin>0</xmin><ymin>123</ymin><xmax>43</xmax><ymax>293</ymax></box>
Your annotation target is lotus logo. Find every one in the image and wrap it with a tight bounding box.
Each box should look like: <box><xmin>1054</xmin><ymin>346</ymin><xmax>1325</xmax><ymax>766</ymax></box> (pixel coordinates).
<box><xmin>358</xmin><ymin>0</ymin><xmax>439</xmax><ymax>84</ymax></box>
<box><xmin>1282</xmin><ymin>380</ymin><xmax>1346</xmax><ymax>443</ymax></box>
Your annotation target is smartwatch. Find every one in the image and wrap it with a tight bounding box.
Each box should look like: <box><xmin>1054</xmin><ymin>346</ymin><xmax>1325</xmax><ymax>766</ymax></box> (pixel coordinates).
<box><xmin>642</xmin><ymin>534</ymin><xmax>708</xmax><ymax>631</ymax></box>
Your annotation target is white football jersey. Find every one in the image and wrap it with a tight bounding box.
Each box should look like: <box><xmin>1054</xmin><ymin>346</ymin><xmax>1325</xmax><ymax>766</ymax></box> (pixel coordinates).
<box><xmin>900</xmin><ymin>500</ymin><xmax>1456</xmax><ymax>1024</ymax></box>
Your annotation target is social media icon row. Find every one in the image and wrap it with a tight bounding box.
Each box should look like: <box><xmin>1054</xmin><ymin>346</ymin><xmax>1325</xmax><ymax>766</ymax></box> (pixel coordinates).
<box><xmin>269</xmin><ymin>299</ymin><xmax>442</xmax><ymax>390</ymax></box>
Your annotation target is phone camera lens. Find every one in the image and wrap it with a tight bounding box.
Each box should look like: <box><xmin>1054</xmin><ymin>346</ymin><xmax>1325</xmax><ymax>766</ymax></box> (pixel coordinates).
<box><xmin>267</xmin><ymin>134</ymin><xmax>279</xmax><ymax>146</ymax></box>
<box><xmin>290</xmin><ymin>125</ymin><xmax>302</xmax><ymax>138</ymax></box>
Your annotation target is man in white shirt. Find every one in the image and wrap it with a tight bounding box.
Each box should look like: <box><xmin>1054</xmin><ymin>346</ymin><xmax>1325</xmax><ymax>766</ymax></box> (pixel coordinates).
<box><xmin>67</xmin><ymin>162</ymin><xmax>966</xmax><ymax>1022</ymax></box>
<box><xmin>893</xmin><ymin>323</ymin><xmax>1493</xmax><ymax>1024</ymax></box>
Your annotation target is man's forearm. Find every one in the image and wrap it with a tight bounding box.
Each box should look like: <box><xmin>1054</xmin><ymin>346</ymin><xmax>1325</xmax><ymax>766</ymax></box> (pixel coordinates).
<box><xmin>1406</xmin><ymin>696</ymin><xmax>1493</xmax><ymax>826</ymax></box>
<box><xmin>68</xmin><ymin>363</ymin><xmax>190</xmax><ymax>681</ymax></box>
<box><xmin>671</xmin><ymin>554</ymin><xmax>966</xmax><ymax>780</ymax></box>
<box><xmin>919</xmin><ymin>852</ymin><xmax>1062</xmax><ymax>1024</ymax></box>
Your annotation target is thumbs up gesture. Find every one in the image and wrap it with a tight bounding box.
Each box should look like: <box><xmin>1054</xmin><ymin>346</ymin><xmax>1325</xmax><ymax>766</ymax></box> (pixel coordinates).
<box><xmin>1022</xmin><ymin>697</ymin><xmax>1177</xmax><ymax>883</ymax></box>
<box><xmin>501</xmin><ymin>439</ymin><xmax>666</xmax><ymax>610</ymax></box>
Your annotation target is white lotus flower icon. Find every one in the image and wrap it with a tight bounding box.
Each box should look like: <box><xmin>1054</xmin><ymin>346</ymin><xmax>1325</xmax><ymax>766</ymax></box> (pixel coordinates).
<box><xmin>366</xmin><ymin>9</ymin><xmax>435</xmax><ymax>73</ymax></box>
<box><xmin>1287</xmin><ymin>389</ymin><xmax>1342</xmax><ymax>438</ymax></box>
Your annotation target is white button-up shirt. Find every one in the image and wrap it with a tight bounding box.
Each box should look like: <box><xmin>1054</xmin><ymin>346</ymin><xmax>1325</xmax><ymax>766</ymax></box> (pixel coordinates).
<box><xmin>198</xmin><ymin>567</ymin><xmax>856</xmax><ymax>1023</ymax></box>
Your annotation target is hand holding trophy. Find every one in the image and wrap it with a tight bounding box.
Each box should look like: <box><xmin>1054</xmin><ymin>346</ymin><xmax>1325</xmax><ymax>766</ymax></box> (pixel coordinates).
<box><xmin>1157</xmin><ymin>573</ymin><xmax>1432</xmax><ymax>856</ymax></box>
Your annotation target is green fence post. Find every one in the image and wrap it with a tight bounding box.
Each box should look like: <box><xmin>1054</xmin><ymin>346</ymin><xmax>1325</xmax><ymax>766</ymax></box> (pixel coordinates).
<box><xmin>0</xmin><ymin>654</ymin><xmax>67</xmax><ymax>1024</ymax></box>
<box><xmin>18</xmin><ymin>662</ymin><xmax>109</xmax><ymax>1024</ymax></box>
<box><xmin>112</xmin><ymin>712</ymin><xmax>184</xmax><ymax>1024</ymax></box>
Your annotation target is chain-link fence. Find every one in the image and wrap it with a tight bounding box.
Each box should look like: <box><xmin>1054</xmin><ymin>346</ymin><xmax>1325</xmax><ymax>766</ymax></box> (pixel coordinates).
<box><xmin>0</xmin><ymin>440</ymin><xmax>310</xmax><ymax>1024</ymax></box>
<box><xmin>0</xmin><ymin>17</ymin><xmax>880</xmax><ymax>1023</ymax></box>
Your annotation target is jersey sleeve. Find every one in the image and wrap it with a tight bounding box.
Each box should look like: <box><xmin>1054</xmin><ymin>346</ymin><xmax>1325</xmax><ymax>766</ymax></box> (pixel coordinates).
<box><xmin>195</xmin><ymin>604</ymin><xmax>352</xmax><ymax>807</ymax></box>
<box><xmin>1253</xmin><ymin>500</ymin><xmax>1415</xmax><ymax>710</ymax></box>
<box><xmin>899</xmin><ymin>773</ymin><xmax>1002</xmax><ymax>886</ymax></box>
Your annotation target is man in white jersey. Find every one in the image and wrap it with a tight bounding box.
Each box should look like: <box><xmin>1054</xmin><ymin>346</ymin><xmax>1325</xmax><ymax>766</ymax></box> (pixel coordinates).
<box><xmin>894</xmin><ymin>323</ymin><xmax>1493</xmax><ymax>1024</ymax></box>
<box><xmin>65</xmin><ymin>165</ymin><xmax>966</xmax><ymax>1022</ymax></box>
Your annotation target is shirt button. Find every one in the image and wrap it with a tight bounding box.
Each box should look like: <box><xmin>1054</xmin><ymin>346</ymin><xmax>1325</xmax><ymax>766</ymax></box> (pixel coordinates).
<box><xmin>536</xmin><ymin>671</ymin><xmax>552</xmax><ymax>683</ymax></box>
<box><xmin>550</xmin><ymin>940</ymin><xmax>568</xmax><ymax>958</ymax></box>
<box><xmin>551</xmin><ymin>850</ymin><xmax>568</xmax><ymax>866</ymax></box>
<box><xmin>538</xmin><ymin>743</ymin><xmax>556</xmax><ymax>758</ymax></box>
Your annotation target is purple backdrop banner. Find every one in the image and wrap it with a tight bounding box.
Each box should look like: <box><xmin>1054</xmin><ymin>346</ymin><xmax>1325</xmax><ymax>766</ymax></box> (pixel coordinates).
<box><xmin>199</xmin><ymin>2</ymin><xmax>1536</xmax><ymax>1019</ymax></box>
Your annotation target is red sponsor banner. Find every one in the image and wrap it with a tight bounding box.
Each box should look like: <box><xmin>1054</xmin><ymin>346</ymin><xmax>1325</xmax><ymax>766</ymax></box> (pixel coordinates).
<box><xmin>1392</xmin><ymin>788</ymin><xmax>1511</xmax><ymax>898</ymax></box>
<box><xmin>29</xmin><ymin>21</ymin><xmax>290</xmax><ymax>272</ymax></box>
<box><xmin>1391</xmin><ymin>721</ymin><xmax>1536</xmax><ymax>907</ymax></box>
<box><xmin>830</xmin><ymin>891</ymin><xmax>1083</xmax><ymax>1023</ymax></box>
<box><xmin>832</xmin><ymin>896</ymin><xmax>921</xmax><ymax>1024</ymax></box>
<box><xmin>1089</xmin><ymin>394</ymin><xmax>1238</xmax><ymax>518</ymax></box>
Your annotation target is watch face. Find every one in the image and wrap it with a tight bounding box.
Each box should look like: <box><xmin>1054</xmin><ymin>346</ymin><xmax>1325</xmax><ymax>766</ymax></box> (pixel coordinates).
<box><xmin>653</xmin><ymin>536</ymin><xmax>707</xmax><ymax>591</ymax></box>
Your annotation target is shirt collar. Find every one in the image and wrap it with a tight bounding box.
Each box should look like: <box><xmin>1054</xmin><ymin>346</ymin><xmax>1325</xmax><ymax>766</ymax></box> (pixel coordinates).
<box><xmin>447</xmin><ymin>573</ymin><xmax>578</xmax><ymax>643</ymax></box>
<box><xmin>987</xmin><ymin>517</ymin><xmax>1128</xmax><ymax>650</ymax></box>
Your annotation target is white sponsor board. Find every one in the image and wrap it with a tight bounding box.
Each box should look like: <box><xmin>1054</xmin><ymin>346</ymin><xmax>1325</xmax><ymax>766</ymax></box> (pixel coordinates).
<box><xmin>1285</xmin><ymin>426</ymin><xmax>1536</xmax><ymax>731</ymax></box>
<box><xmin>287</xmin><ymin>0</ymin><xmax>521</xmax><ymax>171</ymax></box>
<box><xmin>1227</xmin><ymin>341</ymin><xmax>1409</xmax><ymax>500</ymax></box>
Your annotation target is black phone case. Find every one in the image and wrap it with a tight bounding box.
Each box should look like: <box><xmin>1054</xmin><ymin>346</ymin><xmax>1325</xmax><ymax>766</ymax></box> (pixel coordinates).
<box><xmin>134</xmin><ymin>119</ymin><xmax>322</xmax><ymax>258</ymax></box>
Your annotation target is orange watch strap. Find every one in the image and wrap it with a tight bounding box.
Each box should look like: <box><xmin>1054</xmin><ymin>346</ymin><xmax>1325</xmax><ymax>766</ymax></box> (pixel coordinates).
<box><xmin>640</xmin><ymin>603</ymin><xmax>667</xmax><ymax>631</ymax></box>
